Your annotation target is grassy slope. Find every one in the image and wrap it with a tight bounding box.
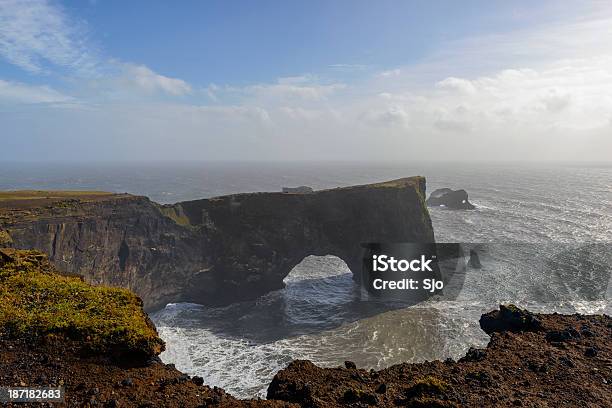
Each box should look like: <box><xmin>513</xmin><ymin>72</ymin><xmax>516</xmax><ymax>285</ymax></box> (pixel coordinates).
<box><xmin>0</xmin><ymin>249</ymin><xmax>164</xmax><ymax>357</ymax></box>
<box><xmin>0</xmin><ymin>190</ymin><xmax>113</xmax><ymax>201</ymax></box>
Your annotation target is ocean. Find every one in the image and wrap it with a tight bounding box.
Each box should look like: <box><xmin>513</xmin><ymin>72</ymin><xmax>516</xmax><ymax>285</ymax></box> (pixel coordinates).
<box><xmin>1</xmin><ymin>161</ymin><xmax>610</xmax><ymax>398</ymax></box>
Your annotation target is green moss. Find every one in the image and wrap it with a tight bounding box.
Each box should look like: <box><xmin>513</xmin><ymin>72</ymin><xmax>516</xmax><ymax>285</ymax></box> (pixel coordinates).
<box><xmin>0</xmin><ymin>191</ymin><xmax>113</xmax><ymax>201</ymax></box>
<box><xmin>405</xmin><ymin>376</ymin><xmax>450</xmax><ymax>399</ymax></box>
<box><xmin>0</xmin><ymin>230</ymin><xmax>11</xmax><ymax>247</ymax></box>
<box><xmin>502</xmin><ymin>304</ymin><xmax>522</xmax><ymax>313</ymax></box>
<box><xmin>159</xmin><ymin>204</ymin><xmax>192</xmax><ymax>227</ymax></box>
<box><xmin>0</xmin><ymin>249</ymin><xmax>164</xmax><ymax>357</ymax></box>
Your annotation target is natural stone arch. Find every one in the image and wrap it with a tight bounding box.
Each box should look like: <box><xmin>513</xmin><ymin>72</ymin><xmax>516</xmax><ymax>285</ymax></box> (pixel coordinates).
<box><xmin>3</xmin><ymin>177</ymin><xmax>435</xmax><ymax>310</ymax></box>
<box><xmin>179</xmin><ymin>178</ymin><xmax>434</xmax><ymax>307</ymax></box>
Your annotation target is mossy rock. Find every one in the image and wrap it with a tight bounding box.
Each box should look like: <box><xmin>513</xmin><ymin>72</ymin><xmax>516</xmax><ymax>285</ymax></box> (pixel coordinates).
<box><xmin>0</xmin><ymin>230</ymin><xmax>12</xmax><ymax>247</ymax></box>
<box><xmin>0</xmin><ymin>249</ymin><xmax>164</xmax><ymax>358</ymax></box>
<box><xmin>404</xmin><ymin>376</ymin><xmax>450</xmax><ymax>399</ymax></box>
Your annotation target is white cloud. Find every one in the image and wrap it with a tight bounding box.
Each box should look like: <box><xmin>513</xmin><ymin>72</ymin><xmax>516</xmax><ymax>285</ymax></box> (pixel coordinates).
<box><xmin>0</xmin><ymin>79</ymin><xmax>73</xmax><ymax>103</ymax></box>
<box><xmin>0</xmin><ymin>1</ymin><xmax>192</xmax><ymax>99</ymax></box>
<box><xmin>367</xmin><ymin>56</ymin><xmax>612</xmax><ymax>133</ymax></box>
<box><xmin>205</xmin><ymin>83</ymin><xmax>219</xmax><ymax>101</ymax></box>
<box><xmin>276</xmin><ymin>75</ymin><xmax>314</xmax><ymax>85</ymax></box>
<box><xmin>0</xmin><ymin>0</ymin><xmax>96</xmax><ymax>75</ymax></box>
<box><xmin>435</xmin><ymin>77</ymin><xmax>476</xmax><ymax>94</ymax></box>
<box><xmin>1</xmin><ymin>1</ymin><xmax>612</xmax><ymax>162</ymax></box>
<box><xmin>377</xmin><ymin>68</ymin><xmax>401</xmax><ymax>78</ymax></box>
<box><xmin>120</xmin><ymin>63</ymin><xmax>192</xmax><ymax>96</ymax></box>
<box><xmin>243</xmin><ymin>77</ymin><xmax>345</xmax><ymax>102</ymax></box>
<box><xmin>193</xmin><ymin>105</ymin><xmax>271</xmax><ymax>125</ymax></box>
<box><xmin>329</xmin><ymin>63</ymin><xmax>369</xmax><ymax>71</ymax></box>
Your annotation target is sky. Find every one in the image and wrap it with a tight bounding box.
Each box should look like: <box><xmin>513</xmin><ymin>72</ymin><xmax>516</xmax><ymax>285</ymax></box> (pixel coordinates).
<box><xmin>0</xmin><ymin>0</ymin><xmax>611</xmax><ymax>162</ymax></box>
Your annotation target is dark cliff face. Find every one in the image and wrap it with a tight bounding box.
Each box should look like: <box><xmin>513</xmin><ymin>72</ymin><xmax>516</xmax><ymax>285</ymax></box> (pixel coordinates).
<box><xmin>0</xmin><ymin>193</ymin><xmax>204</xmax><ymax>311</ymax></box>
<box><xmin>0</xmin><ymin>177</ymin><xmax>434</xmax><ymax>310</ymax></box>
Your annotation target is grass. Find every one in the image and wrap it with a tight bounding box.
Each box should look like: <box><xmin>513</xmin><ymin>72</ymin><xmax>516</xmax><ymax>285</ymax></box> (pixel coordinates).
<box><xmin>0</xmin><ymin>249</ymin><xmax>164</xmax><ymax>357</ymax></box>
<box><xmin>0</xmin><ymin>230</ymin><xmax>11</xmax><ymax>246</ymax></box>
<box><xmin>0</xmin><ymin>190</ymin><xmax>114</xmax><ymax>201</ymax></box>
<box><xmin>159</xmin><ymin>205</ymin><xmax>192</xmax><ymax>227</ymax></box>
<box><xmin>405</xmin><ymin>376</ymin><xmax>450</xmax><ymax>398</ymax></box>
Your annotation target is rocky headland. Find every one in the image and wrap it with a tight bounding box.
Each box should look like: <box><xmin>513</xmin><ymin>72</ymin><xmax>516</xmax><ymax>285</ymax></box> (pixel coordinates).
<box><xmin>0</xmin><ymin>178</ymin><xmax>433</xmax><ymax>311</ymax></box>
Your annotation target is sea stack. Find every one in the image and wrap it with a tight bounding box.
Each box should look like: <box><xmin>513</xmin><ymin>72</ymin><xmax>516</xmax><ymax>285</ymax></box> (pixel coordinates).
<box><xmin>426</xmin><ymin>188</ymin><xmax>475</xmax><ymax>210</ymax></box>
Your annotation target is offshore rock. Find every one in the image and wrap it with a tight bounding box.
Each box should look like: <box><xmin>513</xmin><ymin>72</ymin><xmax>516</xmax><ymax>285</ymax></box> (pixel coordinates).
<box><xmin>468</xmin><ymin>249</ymin><xmax>482</xmax><ymax>269</ymax></box>
<box><xmin>426</xmin><ymin>188</ymin><xmax>475</xmax><ymax>210</ymax></box>
<box><xmin>0</xmin><ymin>178</ymin><xmax>434</xmax><ymax>310</ymax></box>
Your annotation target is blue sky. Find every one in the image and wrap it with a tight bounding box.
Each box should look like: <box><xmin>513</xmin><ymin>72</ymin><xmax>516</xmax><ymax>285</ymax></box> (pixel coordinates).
<box><xmin>1</xmin><ymin>0</ymin><xmax>611</xmax><ymax>161</ymax></box>
<box><xmin>0</xmin><ymin>1</ymin><xmax>587</xmax><ymax>85</ymax></box>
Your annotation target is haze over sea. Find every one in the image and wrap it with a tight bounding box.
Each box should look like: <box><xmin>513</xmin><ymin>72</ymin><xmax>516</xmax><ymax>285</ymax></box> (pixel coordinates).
<box><xmin>1</xmin><ymin>161</ymin><xmax>610</xmax><ymax>397</ymax></box>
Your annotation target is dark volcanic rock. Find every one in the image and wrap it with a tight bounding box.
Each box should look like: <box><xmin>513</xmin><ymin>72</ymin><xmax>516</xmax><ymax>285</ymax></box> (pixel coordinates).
<box><xmin>479</xmin><ymin>304</ymin><xmax>543</xmax><ymax>334</ymax></box>
<box><xmin>426</xmin><ymin>188</ymin><xmax>475</xmax><ymax>209</ymax></box>
<box><xmin>468</xmin><ymin>249</ymin><xmax>482</xmax><ymax>269</ymax></box>
<box><xmin>266</xmin><ymin>308</ymin><xmax>612</xmax><ymax>407</ymax></box>
<box><xmin>545</xmin><ymin>328</ymin><xmax>580</xmax><ymax>343</ymax></box>
<box><xmin>0</xmin><ymin>337</ymin><xmax>294</xmax><ymax>408</ymax></box>
<box><xmin>2</xmin><ymin>254</ymin><xmax>609</xmax><ymax>408</ymax></box>
<box><xmin>0</xmin><ymin>177</ymin><xmax>433</xmax><ymax>310</ymax></box>
<box><xmin>344</xmin><ymin>361</ymin><xmax>356</xmax><ymax>369</ymax></box>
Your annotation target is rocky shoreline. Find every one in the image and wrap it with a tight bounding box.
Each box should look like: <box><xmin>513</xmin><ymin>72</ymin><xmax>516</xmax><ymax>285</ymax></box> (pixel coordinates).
<box><xmin>1</xmin><ymin>250</ymin><xmax>610</xmax><ymax>407</ymax></box>
<box><xmin>268</xmin><ymin>306</ymin><xmax>611</xmax><ymax>407</ymax></box>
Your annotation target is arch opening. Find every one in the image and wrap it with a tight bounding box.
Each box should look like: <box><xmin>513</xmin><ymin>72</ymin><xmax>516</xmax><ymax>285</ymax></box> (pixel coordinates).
<box><xmin>284</xmin><ymin>254</ymin><xmax>352</xmax><ymax>284</ymax></box>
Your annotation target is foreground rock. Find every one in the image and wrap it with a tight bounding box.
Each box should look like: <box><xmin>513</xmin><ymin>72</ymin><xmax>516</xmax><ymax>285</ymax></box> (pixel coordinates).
<box><xmin>268</xmin><ymin>305</ymin><xmax>611</xmax><ymax>407</ymax></box>
<box><xmin>426</xmin><ymin>188</ymin><xmax>475</xmax><ymax>210</ymax></box>
<box><xmin>0</xmin><ymin>178</ymin><xmax>433</xmax><ymax>310</ymax></box>
<box><xmin>0</xmin><ymin>248</ymin><xmax>163</xmax><ymax>359</ymax></box>
<box><xmin>0</xmin><ymin>249</ymin><xmax>293</xmax><ymax>407</ymax></box>
<box><xmin>1</xmin><ymin>257</ymin><xmax>608</xmax><ymax>408</ymax></box>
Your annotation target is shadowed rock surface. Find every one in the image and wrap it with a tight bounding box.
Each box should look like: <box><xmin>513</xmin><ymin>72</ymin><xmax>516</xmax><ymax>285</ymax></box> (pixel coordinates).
<box><xmin>426</xmin><ymin>188</ymin><xmax>475</xmax><ymax>210</ymax></box>
<box><xmin>0</xmin><ymin>177</ymin><xmax>433</xmax><ymax>310</ymax></box>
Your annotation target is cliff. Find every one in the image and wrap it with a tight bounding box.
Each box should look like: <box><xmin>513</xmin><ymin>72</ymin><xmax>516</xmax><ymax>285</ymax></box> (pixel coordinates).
<box><xmin>0</xmin><ymin>177</ymin><xmax>433</xmax><ymax>310</ymax></box>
